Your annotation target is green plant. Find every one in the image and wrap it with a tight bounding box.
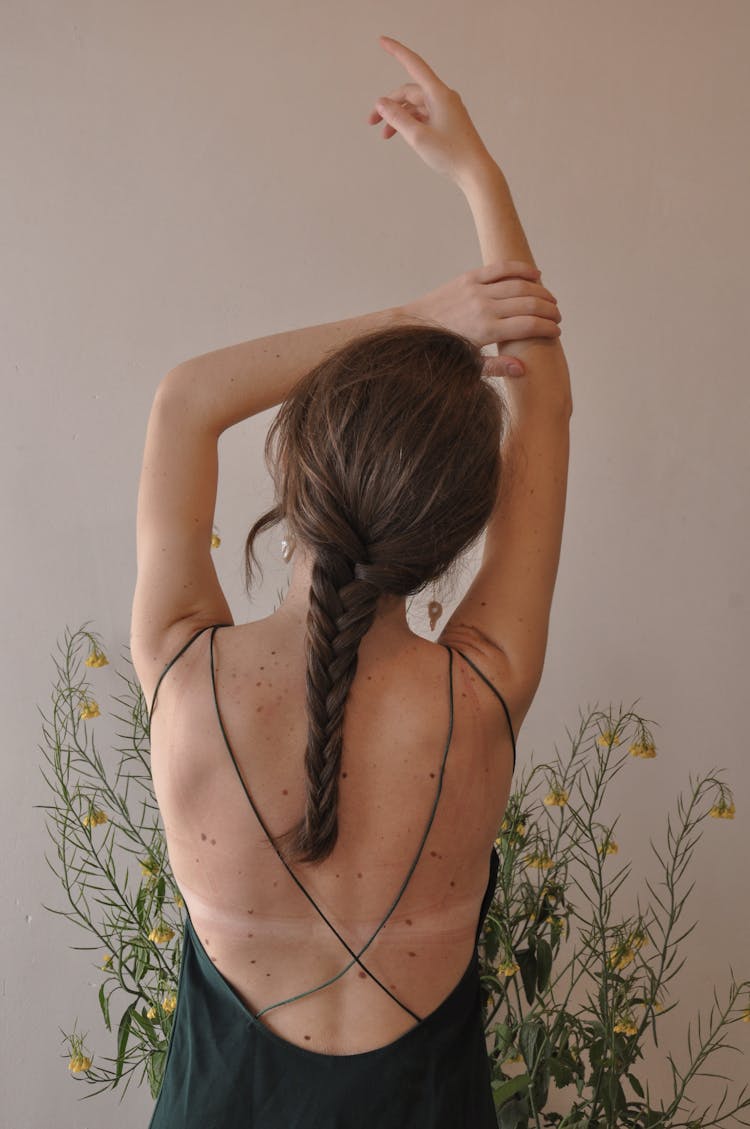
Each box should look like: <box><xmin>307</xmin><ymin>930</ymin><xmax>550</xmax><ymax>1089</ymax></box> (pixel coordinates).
<box><xmin>37</xmin><ymin>623</ymin><xmax>184</xmax><ymax>1100</ymax></box>
<box><xmin>478</xmin><ymin>710</ymin><xmax>750</xmax><ymax>1128</ymax></box>
<box><xmin>37</xmin><ymin>624</ymin><xmax>750</xmax><ymax>1125</ymax></box>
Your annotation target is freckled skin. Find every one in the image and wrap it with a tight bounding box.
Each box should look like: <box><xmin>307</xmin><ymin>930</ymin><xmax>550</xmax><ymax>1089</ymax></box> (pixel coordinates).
<box><xmin>160</xmin><ymin>621</ymin><xmax>512</xmax><ymax>1058</ymax></box>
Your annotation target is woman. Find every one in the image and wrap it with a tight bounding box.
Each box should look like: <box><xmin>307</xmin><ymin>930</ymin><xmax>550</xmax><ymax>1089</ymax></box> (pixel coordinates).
<box><xmin>131</xmin><ymin>35</ymin><xmax>571</xmax><ymax>1129</ymax></box>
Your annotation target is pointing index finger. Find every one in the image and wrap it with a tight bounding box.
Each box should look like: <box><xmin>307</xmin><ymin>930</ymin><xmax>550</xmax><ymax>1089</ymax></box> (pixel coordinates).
<box><xmin>378</xmin><ymin>35</ymin><xmax>445</xmax><ymax>93</ymax></box>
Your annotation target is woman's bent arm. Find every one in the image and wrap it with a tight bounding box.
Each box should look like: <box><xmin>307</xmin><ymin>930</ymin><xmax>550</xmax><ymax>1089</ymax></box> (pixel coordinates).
<box><xmin>159</xmin><ymin>305</ymin><xmax>407</xmax><ymax>434</ymax></box>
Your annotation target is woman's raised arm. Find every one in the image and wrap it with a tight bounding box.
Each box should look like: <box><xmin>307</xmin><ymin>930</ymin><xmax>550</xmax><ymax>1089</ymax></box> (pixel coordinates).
<box><xmin>373</xmin><ymin>36</ymin><xmax>572</xmax><ymax>736</ymax></box>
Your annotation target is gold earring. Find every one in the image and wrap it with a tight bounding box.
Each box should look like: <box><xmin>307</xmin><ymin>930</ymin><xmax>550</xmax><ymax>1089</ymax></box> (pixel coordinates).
<box><xmin>281</xmin><ymin>534</ymin><xmax>296</xmax><ymax>563</ymax></box>
<box><xmin>428</xmin><ymin>598</ymin><xmax>443</xmax><ymax>631</ymax></box>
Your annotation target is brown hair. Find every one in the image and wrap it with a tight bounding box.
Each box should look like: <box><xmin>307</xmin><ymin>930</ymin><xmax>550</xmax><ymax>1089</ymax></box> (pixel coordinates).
<box><xmin>244</xmin><ymin>323</ymin><xmax>507</xmax><ymax>865</ymax></box>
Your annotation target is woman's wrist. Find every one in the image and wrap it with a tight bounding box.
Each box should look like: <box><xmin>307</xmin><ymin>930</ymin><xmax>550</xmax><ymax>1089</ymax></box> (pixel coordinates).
<box><xmin>455</xmin><ymin>151</ymin><xmax>504</xmax><ymax>198</ymax></box>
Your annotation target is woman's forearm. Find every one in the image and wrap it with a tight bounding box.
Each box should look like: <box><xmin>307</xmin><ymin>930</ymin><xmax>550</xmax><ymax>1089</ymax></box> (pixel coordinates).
<box><xmin>459</xmin><ymin>156</ymin><xmax>572</xmax><ymax>412</ymax></box>
<box><xmin>459</xmin><ymin>157</ymin><xmax>536</xmax><ymax>267</ymax></box>
<box><xmin>160</xmin><ymin>305</ymin><xmax>408</xmax><ymax>433</ymax></box>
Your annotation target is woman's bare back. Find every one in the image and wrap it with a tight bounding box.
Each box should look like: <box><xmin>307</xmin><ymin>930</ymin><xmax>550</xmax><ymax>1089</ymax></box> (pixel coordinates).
<box><xmin>148</xmin><ymin>616</ymin><xmax>515</xmax><ymax>1055</ymax></box>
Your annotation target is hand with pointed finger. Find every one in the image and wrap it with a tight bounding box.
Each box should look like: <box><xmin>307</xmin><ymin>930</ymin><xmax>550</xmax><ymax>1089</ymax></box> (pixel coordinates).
<box><xmin>401</xmin><ymin>259</ymin><xmax>562</xmax><ymax>378</ymax></box>
<box><xmin>367</xmin><ymin>35</ymin><xmax>491</xmax><ymax>183</ymax></box>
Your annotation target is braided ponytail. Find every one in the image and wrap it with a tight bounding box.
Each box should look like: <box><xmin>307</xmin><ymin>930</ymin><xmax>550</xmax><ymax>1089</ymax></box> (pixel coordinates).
<box><xmin>274</xmin><ymin>547</ymin><xmax>383</xmax><ymax>864</ymax></box>
<box><xmin>243</xmin><ymin>322</ymin><xmax>506</xmax><ymax>867</ymax></box>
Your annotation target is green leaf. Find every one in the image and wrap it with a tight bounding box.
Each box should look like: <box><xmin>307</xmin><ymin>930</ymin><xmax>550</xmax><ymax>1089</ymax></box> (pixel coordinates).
<box><xmin>497</xmin><ymin>1091</ymin><xmax>530</xmax><ymax>1128</ymax></box>
<box><xmin>146</xmin><ymin>1048</ymin><xmax>166</xmax><ymax>1100</ymax></box>
<box><xmin>627</xmin><ymin>1071</ymin><xmax>644</xmax><ymax>1098</ymax></box>
<box><xmin>134</xmin><ymin>938</ymin><xmax>150</xmax><ymax>981</ymax></box>
<box><xmin>494</xmin><ymin>1022</ymin><xmax>514</xmax><ymax>1054</ymax></box>
<box><xmin>136</xmin><ymin>885</ymin><xmax>147</xmax><ymax>929</ymax></box>
<box><xmin>531</xmin><ymin>1059</ymin><xmax>550</xmax><ymax>1108</ymax></box>
<box><xmin>536</xmin><ymin>938</ymin><xmax>553</xmax><ymax>993</ymax></box>
<box><xmin>517</xmin><ymin>948</ymin><xmax>537</xmax><ymax>1005</ymax></box>
<box><xmin>492</xmin><ymin>1075</ymin><xmax>529</xmax><ymax>1105</ymax></box>
<box><xmin>155</xmin><ymin>875</ymin><xmax>166</xmax><ymax>916</ymax></box>
<box><xmin>519</xmin><ymin>1017</ymin><xmax>546</xmax><ymax>1071</ymax></box>
<box><xmin>98</xmin><ymin>982</ymin><xmax>111</xmax><ymax>1031</ymax></box>
<box><xmin>114</xmin><ymin>1002</ymin><xmax>136</xmax><ymax>1085</ymax></box>
<box><xmin>588</xmin><ymin>1036</ymin><xmax>605</xmax><ymax>1071</ymax></box>
<box><xmin>548</xmin><ymin>1049</ymin><xmax>573</xmax><ymax>1089</ymax></box>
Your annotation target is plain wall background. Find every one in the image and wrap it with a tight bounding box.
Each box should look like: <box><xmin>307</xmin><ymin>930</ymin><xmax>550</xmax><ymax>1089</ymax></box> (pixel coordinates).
<box><xmin>3</xmin><ymin>0</ymin><xmax>749</xmax><ymax>1124</ymax></box>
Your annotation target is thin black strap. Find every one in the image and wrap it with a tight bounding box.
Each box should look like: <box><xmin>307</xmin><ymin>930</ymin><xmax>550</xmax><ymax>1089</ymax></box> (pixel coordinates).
<box><xmin>147</xmin><ymin>623</ymin><xmax>231</xmax><ymax>732</ymax></box>
<box><xmin>450</xmin><ymin>647</ymin><xmax>516</xmax><ymax>771</ymax></box>
<box><xmin>209</xmin><ymin>626</ymin><xmax>456</xmax><ymax>1020</ymax></box>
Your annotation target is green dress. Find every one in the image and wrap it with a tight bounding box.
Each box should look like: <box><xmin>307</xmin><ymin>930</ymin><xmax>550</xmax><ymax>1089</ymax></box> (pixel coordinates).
<box><xmin>146</xmin><ymin>625</ymin><xmax>516</xmax><ymax>1128</ymax></box>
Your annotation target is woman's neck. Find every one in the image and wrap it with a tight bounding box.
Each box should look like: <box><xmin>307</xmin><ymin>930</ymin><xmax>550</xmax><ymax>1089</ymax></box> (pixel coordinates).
<box><xmin>277</xmin><ymin>546</ymin><xmax>412</xmax><ymax>637</ymax></box>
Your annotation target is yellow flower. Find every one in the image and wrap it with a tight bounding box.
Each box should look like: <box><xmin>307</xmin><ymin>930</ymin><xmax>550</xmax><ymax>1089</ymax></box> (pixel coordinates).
<box><xmin>85</xmin><ymin>646</ymin><xmax>109</xmax><ymax>668</ymax></box>
<box><xmin>608</xmin><ymin>945</ymin><xmax>635</xmax><ymax>971</ymax></box>
<box><xmin>175</xmin><ymin>894</ymin><xmax>184</xmax><ymax>908</ymax></box>
<box><xmin>82</xmin><ymin>808</ymin><xmax>108</xmax><ymax>828</ymax></box>
<box><xmin>162</xmin><ymin>993</ymin><xmax>178</xmax><ymax>1014</ymax></box>
<box><xmin>68</xmin><ymin>1054</ymin><xmax>92</xmax><ymax>1073</ymax></box>
<box><xmin>79</xmin><ymin>699</ymin><xmax>100</xmax><ymax>720</ymax></box>
<box><xmin>627</xmin><ymin>928</ymin><xmax>648</xmax><ymax>951</ymax></box>
<box><xmin>140</xmin><ymin>857</ymin><xmax>160</xmax><ymax>878</ymax></box>
<box><xmin>597</xmin><ymin>729</ymin><xmax>621</xmax><ymax>748</ymax></box>
<box><xmin>741</xmin><ymin>1008</ymin><xmax>750</xmax><ymax>1023</ymax></box>
<box><xmin>515</xmin><ymin>822</ymin><xmax>526</xmax><ymax>836</ymax></box>
<box><xmin>550</xmin><ymin>915</ymin><xmax>566</xmax><ymax>930</ymax></box>
<box><xmin>149</xmin><ymin>925</ymin><xmax>175</xmax><ymax>945</ymax></box>
<box><xmin>146</xmin><ymin>1005</ymin><xmax>157</xmax><ymax>1020</ymax></box>
<box><xmin>500</xmin><ymin>818</ymin><xmax>511</xmax><ymax>832</ymax></box>
<box><xmin>211</xmin><ymin>533</ymin><xmax>221</xmax><ymax>549</ymax></box>
<box><xmin>629</xmin><ymin>741</ymin><xmax>657</xmax><ymax>759</ymax></box>
<box><xmin>497</xmin><ymin>959</ymin><xmax>520</xmax><ymax>977</ymax></box>
<box><xmin>613</xmin><ymin>1019</ymin><xmax>638</xmax><ymax>1036</ymax></box>
<box><xmin>598</xmin><ymin>838</ymin><xmax>618</xmax><ymax>856</ymax></box>
<box><xmin>543</xmin><ymin>788</ymin><xmax>569</xmax><ymax>807</ymax></box>
<box><xmin>505</xmin><ymin>1050</ymin><xmax>523</xmax><ymax>1063</ymax></box>
<box><xmin>494</xmin><ymin>836</ymin><xmax>503</xmax><ymax>849</ymax></box>
<box><xmin>101</xmin><ymin>952</ymin><xmax>113</xmax><ymax>969</ymax></box>
<box><xmin>525</xmin><ymin>851</ymin><xmax>554</xmax><ymax>870</ymax></box>
<box><xmin>709</xmin><ymin>801</ymin><xmax>736</xmax><ymax>819</ymax></box>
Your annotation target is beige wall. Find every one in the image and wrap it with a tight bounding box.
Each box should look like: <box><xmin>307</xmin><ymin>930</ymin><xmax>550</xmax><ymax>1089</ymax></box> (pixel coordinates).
<box><xmin>3</xmin><ymin>0</ymin><xmax>748</xmax><ymax>1123</ymax></box>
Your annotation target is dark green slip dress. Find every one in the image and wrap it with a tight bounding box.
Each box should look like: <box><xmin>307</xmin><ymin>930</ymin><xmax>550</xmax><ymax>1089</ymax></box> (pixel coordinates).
<box><xmin>146</xmin><ymin>624</ymin><xmax>517</xmax><ymax>1129</ymax></box>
